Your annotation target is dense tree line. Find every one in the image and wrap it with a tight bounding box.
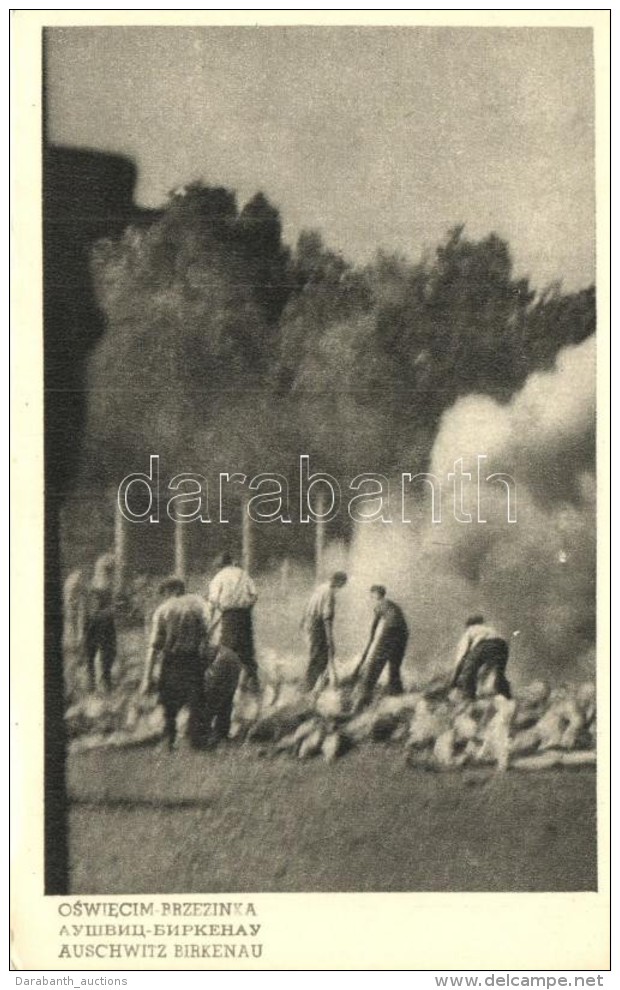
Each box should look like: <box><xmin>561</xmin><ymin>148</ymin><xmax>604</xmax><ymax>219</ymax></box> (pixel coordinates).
<box><xmin>84</xmin><ymin>183</ymin><xmax>595</xmax><ymax>495</ymax></box>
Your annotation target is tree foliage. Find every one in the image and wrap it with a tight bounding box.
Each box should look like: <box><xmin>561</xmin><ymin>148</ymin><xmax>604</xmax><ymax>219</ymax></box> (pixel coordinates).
<box><xmin>83</xmin><ymin>183</ymin><xmax>596</xmax><ymax>491</ymax></box>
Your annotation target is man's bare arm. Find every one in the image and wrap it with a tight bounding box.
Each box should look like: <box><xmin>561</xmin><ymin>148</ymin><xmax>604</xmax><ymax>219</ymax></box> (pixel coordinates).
<box><xmin>247</xmin><ymin>577</ymin><xmax>258</xmax><ymax>606</ymax></box>
<box><xmin>451</xmin><ymin>631</ymin><xmax>472</xmax><ymax>686</ymax></box>
<box><xmin>141</xmin><ymin>610</ymin><xmax>164</xmax><ymax>693</ymax></box>
<box><xmin>140</xmin><ymin>647</ymin><xmax>158</xmax><ymax>694</ymax></box>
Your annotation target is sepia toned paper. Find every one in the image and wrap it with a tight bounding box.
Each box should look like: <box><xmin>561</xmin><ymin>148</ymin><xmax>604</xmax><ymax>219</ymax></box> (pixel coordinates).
<box><xmin>11</xmin><ymin>9</ymin><xmax>610</xmax><ymax>971</ymax></box>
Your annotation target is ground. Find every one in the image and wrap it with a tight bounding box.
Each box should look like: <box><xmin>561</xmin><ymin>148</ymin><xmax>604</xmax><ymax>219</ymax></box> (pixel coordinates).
<box><xmin>68</xmin><ymin>744</ymin><xmax>596</xmax><ymax>894</ymax></box>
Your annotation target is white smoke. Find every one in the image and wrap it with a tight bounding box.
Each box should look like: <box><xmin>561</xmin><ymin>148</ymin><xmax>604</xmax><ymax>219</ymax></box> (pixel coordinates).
<box><xmin>340</xmin><ymin>336</ymin><xmax>596</xmax><ymax>686</ymax></box>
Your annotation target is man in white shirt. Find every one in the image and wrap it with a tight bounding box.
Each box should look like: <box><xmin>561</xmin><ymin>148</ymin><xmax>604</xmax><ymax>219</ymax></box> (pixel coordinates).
<box><xmin>301</xmin><ymin>571</ymin><xmax>347</xmax><ymax>691</ymax></box>
<box><xmin>451</xmin><ymin>614</ymin><xmax>512</xmax><ymax>700</ymax></box>
<box><xmin>208</xmin><ymin>551</ymin><xmax>259</xmax><ymax>689</ymax></box>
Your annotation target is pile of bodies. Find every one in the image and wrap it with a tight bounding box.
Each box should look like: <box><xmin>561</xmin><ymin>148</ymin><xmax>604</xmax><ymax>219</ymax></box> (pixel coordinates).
<box><xmin>67</xmin><ymin>674</ymin><xmax>596</xmax><ymax>772</ymax></box>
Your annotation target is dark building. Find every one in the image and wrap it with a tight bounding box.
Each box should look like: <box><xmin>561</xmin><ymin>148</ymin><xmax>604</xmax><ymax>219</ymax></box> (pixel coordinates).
<box><xmin>43</xmin><ymin>145</ymin><xmax>154</xmax><ymax>892</ymax></box>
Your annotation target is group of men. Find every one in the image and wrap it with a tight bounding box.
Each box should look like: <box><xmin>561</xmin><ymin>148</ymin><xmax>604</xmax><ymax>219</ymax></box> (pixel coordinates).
<box><xmin>140</xmin><ymin>552</ymin><xmax>258</xmax><ymax>749</ymax></box>
<box><xmin>301</xmin><ymin>572</ymin><xmax>410</xmax><ymax>708</ymax></box>
<box><xmin>137</xmin><ymin>558</ymin><xmax>512</xmax><ymax>751</ymax></box>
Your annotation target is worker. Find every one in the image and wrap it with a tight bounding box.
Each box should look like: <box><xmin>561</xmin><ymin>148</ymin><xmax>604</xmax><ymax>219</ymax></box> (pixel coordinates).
<box><xmin>141</xmin><ymin>577</ymin><xmax>213</xmax><ymax>750</ymax></box>
<box><xmin>198</xmin><ymin>645</ymin><xmax>244</xmax><ymax>747</ymax></box>
<box><xmin>83</xmin><ymin>552</ymin><xmax>117</xmax><ymax>693</ymax></box>
<box><xmin>451</xmin><ymin>614</ymin><xmax>512</xmax><ymax>700</ymax></box>
<box><xmin>63</xmin><ymin>568</ymin><xmax>85</xmax><ymax>651</ymax></box>
<box><xmin>208</xmin><ymin>551</ymin><xmax>259</xmax><ymax>691</ymax></box>
<box><xmin>301</xmin><ymin>571</ymin><xmax>348</xmax><ymax>692</ymax></box>
<box><xmin>352</xmin><ymin>585</ymin><xmax>409</xmax><ymax>709</ymax></box>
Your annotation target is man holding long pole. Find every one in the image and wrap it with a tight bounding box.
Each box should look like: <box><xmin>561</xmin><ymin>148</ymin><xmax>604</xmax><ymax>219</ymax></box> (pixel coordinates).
<box><xmin>301</xmin><ymin>570</ymin><xmax>348</xmax><ymax>692</ymax></box>
<box><xmin>352</xmin><ymin>584</ymin><xmax>409</xmax><ymax>710</ymax></box>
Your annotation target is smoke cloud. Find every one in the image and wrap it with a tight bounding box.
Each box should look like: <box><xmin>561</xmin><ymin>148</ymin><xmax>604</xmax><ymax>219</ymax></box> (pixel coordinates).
<box><xmin>341</xmin><ymin>335</ymin><xmax>596</xmax><ymax>686</ymax></box>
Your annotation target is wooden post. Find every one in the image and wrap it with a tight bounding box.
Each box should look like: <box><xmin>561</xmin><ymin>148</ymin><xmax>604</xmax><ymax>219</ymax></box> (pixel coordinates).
<box><xmin>315</xmin><ymin>490</ymin><xmax>326</xmax><ymax>581</ymax></box>
<box><xmin>280</xmin><ymin>557</ymin><xmax>290</xmax><ymax>594</ymax></box>
<box><xmin>113</xmin><ymin>491</ymin><xmax>128</xmax><ymax>595</ymax></box>
<box><xmin>241</xmin><ymin>493</ymin><xmax>253</xmax><ymax>575</ymax></box>
<box><xmin>174</xmin><ymin>510</ymin><xmax>188</xmax><ymax>581</ymax></box>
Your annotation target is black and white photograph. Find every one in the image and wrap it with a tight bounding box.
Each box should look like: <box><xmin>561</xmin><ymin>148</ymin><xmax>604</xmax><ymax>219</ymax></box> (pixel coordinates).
<box><xmin>11</xmin><ymin>10</ymin><xmax>610</xmax><ymax>972</ymax></box>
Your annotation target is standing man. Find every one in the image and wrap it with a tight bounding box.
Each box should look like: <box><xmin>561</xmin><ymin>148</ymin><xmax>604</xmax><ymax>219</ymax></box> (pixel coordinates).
<box><xmin>141</xmin><ymin>578</ymin><xmax>213</xmax><ymax>749</ymax></box>
<box><xmin>200</xmin><ymin>645</ymin><xmax>244</xmax><ymax>746</ymax></box>
<box><xmin>63</xmin><ymin>568</ymin><xmax>85</xmax><ymax>652</ymax></box>
<box><xmin>451</xmin><ymin>614</ymin><xmax>512</xmax><ymax>700</ymax></box>
<box><xmin>83</xmin><ymin>552</ymin><xmax>117</xmax><ymax>693</ymax></box>
<box><xmin>352</xmin><ymin>585</ymin><xmax>409</xmax><ymax>709</ymax></box>
<box><xmin>302</xmin><ymin>571</ymin><xmax>348</xmax><ymax>692</ymax></box>
<box><xmin>208</xmin><ymin>551</ymin><xmax>259</xmax><ymax>691</ymax></box>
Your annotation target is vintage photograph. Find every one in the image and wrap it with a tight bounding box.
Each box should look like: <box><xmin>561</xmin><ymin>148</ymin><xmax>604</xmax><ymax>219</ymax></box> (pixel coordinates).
<box><xmin>38</xmin><ymin>18</ymin><xmax>603</xmax><ymax>922</ymax></box>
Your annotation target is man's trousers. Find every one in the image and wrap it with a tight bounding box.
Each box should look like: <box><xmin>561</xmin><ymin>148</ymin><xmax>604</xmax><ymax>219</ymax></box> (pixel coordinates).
<box><xmin>453</xmin><ymin>638</ymin><xmax>511</xmax><ymax>700</ymax></box>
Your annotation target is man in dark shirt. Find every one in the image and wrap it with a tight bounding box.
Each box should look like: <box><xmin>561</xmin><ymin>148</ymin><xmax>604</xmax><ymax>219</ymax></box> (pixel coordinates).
<box><xmin>352</xmin><ymin>585</ymin><xmax>409</xmax><ymax>709</ymax></box>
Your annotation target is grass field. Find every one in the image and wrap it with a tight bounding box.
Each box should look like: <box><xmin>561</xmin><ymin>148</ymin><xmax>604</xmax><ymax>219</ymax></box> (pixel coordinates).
<box><xmin>68</xmin><ymin>743</ymin><xmax>596</xmax><ymax>894</ymax></box>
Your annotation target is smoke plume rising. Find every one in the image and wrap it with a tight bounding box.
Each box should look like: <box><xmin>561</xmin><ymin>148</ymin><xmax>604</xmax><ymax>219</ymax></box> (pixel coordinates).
<box><xmin>340</xmin><ymin>335</ymin><xmax>596</xmax><ymax>686</ymax></box>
